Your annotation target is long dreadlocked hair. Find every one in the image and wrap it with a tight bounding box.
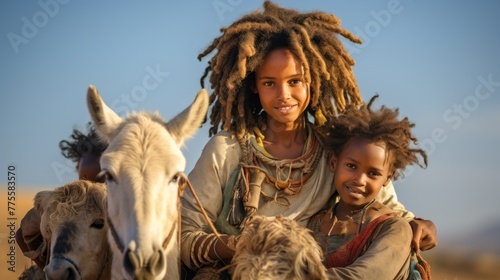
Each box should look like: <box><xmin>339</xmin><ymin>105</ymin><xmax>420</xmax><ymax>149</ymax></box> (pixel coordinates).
<box><xmin>199</xmin><ymin>1</ymin><xmax>363</xmax><ymax>139</ymax></box>
<box><xmin>59</xmin><ymin>122</ymin><xmax>108</xmax><ymax>170</ymax></box>
<box><xmin>324</xmin><ymin>95</ymin><xmax>428</xmax><ymax>180</ymax></box>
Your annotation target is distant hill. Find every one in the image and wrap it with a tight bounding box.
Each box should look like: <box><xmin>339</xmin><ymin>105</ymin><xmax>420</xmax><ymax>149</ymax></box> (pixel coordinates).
<box><xmin>425</xmin><ymin>220</ymin><xmax>500</xmax><ymax>280</ymax></box>
<box><xmin>443</xmin><ymin>220</ymin><xmax>500</xmax><ymax>255</ymax></box>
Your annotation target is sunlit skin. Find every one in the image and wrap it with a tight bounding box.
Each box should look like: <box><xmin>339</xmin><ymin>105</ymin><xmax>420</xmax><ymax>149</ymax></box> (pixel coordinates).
<box><xmin>330</xmin><ymin>138</ymin><xmax>393</xmax><ymax>219</ymax></box>
<box><xmin>254</xmin><ymin>48</ymin><xmax>310</xmax><ymax>159</ymax></box>
<box><xmin>78</xmin><ymin>154</ymin><xmax>104</xmax><ymax>182</ymax></box>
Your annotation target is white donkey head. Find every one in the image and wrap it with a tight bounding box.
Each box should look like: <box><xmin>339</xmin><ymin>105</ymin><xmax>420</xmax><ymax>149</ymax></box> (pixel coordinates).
<box><xmin>87</xmin><ymin>85</ymin><xmax>208</xmax><ymax>280</ymax></box>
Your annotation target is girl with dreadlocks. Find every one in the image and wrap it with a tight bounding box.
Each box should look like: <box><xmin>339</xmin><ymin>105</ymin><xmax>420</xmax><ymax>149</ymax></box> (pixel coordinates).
<box><xmin>308</xmin><ymin>95</ymin><xmax>431</xmax><ymax>279</ymax></box>
<box><xmin>180</xmin><ymin>1</ymin><xmax>436</xmax><ymax>278</ymax></box>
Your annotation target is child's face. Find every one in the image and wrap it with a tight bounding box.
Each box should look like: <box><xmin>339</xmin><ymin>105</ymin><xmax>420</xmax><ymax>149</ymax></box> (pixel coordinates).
<box><xmin>331</xmin><ymin>138</ymin><xmax>393</xmax><ymax>207</ymax></box>
<box><xmin>254</xmin><ymin>48</ymin><xmax>310</xmax><ymax>129</ymax></box>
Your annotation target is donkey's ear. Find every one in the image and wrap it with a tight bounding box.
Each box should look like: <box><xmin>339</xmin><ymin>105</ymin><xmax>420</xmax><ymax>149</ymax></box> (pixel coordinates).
<box><xmin>165</xmin><ymin>89</ymin><xmax>209</xmax><ymax>146</ymax></box>
<box><xmin>87</xmin><ymin>85</ymin><xmax>122</xmax><ymax>143</ymax></box>
<box><xmin>33</xmin><ymin>190</ymin><xmax>53</xmax><ymax>217</ymax></box>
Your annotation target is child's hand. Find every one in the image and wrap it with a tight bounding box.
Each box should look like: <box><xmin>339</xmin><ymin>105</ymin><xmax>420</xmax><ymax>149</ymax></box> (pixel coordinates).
<box><xmin>409</xmin><ymin>218</ymin><xmax>437</xmax><ymax>253</ymax></box>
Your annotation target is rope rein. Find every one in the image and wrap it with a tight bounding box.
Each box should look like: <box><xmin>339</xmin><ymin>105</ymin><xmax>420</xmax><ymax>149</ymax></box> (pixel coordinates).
<box><xmin>179</xmin><ymin>173</ymin><xmax>222</xmax><ymax>240</ymax></box>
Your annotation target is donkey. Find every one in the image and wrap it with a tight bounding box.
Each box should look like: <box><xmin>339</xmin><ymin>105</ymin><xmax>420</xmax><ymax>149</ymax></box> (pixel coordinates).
<box><xmin>231</xmin><ymin>215</ymin><xmax>327</xmax><ymax>280</ymax></box>
<box><xmin>34</xmin><ymin>180</ymin><xmax>110</xmax><ymax>280</ymax></box>
<box><xmin>87</xmin><ymin>85</ymin><xmax>208</xmax><ymax>279</ymax></box>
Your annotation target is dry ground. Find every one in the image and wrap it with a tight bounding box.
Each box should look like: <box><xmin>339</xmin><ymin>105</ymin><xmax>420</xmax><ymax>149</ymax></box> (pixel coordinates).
<box><xmin>423</xmin><ymin>249</ymin><xmax>500</xmax><ymax>280</ymax></box>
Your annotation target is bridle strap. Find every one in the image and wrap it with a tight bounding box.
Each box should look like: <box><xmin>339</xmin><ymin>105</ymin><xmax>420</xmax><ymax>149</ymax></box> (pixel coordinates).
<box><xmin>107</xmin><ymin>215</ymin><xmax>125</xmax><ymax>253</ymax></box>
<box><xmin>97</xmin><ymin>247</ymin><xmax>110</xmax><ymax>280</ymax></box>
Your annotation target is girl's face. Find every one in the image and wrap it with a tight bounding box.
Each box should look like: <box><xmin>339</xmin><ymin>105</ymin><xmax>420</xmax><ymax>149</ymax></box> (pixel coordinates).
<box><xmin>331</xmin><ymin>138</ymin><xmax>393</xmax><ymax>208</ymax></box>
<box><xmin>254</xmin><ymin>48</ymin><xmax>310</xmax><ymax>129</ymax></box>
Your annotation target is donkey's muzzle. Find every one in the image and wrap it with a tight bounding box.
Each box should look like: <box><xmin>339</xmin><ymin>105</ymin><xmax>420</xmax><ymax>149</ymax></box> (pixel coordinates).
<box><xmin>45</xmin><ymin>255</ymin><xmax>81</xmax><ymax>280</ymax></box>
<box><xmin>123</xmin><ymin>245</ymin><xmax>166</xmax><ymax>280</ymax></box>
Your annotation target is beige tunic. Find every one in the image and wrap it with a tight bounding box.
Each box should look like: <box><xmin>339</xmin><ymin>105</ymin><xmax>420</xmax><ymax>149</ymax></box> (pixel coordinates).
<box><xmin>324</xmin><ymin>217</ymin><xmax>412</xmax><ymax>279</ymax></box>
<box><xmin>309</xmin><ymin>201</ymin><xmax>413</xmax><ymax>279</ymax></box>
<box><xmin>180</xmin><ymin>131</ymin><xmax>414</xmax><ymax>269</ymax></box>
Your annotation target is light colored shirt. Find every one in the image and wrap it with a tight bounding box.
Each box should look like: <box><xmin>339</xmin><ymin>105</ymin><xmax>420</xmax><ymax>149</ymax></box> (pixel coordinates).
<box><xmin>180</xmin><ymin>130</ymin><xmax>413</xmax><ymax>268</ymax></box>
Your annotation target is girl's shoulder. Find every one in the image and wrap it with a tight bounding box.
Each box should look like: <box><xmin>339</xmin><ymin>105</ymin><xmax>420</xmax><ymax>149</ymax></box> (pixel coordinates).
<box><xmin>204</xmin><ymin>130</ymin><xmax>239</xmax><ymax>150</ymax></box>
<box><xmin>210</xmin><ymin>130</ymin><xmax>236</xmax><ymax>140</ymax></box>
<box><xmin>198</xmin><ymin>131</ymin><xmax>242</xmax><ymax>169</ymax></box>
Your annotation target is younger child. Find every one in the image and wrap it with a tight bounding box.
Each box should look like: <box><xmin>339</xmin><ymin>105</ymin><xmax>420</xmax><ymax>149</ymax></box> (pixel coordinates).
<box><xmin>308</xmin><ymin>95</ymin><xmax>429</xmax><ymax>279</ymax></box>
<box><xmin>59</xmin><ymin>121</ymin><xmax>108</xmax><ymax>182</ymax></box>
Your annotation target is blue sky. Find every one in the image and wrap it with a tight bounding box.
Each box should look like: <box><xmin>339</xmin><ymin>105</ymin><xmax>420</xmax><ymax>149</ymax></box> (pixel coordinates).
<box><xmin>1</xmin><ymin>0</ymin><xmax>500</xmax><ymax>246</ymax></box>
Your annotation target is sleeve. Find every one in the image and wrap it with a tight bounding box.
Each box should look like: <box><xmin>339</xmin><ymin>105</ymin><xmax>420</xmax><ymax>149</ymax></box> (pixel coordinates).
<box><xmin>376</xmin><ymin>181</ymin><xmax>415</xmax><ymax>220</ymax></box>
<box><xmin>18</xmin><ymin>207</ymin><xmax>48</xmax><ymax>268</ymax></box>
<box><xmin>180</xmin><ymin>132</ymin><xmax>240</xmax><ymax>268</ymax></box>
<box><xmin>19</xmin><ymin>208</ymin><xmax>42</xmax><ymax>247</ymax></box>
<box><xmin>325</xmin><ymin>217</ymin><xmax>413</xmax><ymax>280</ymax></box>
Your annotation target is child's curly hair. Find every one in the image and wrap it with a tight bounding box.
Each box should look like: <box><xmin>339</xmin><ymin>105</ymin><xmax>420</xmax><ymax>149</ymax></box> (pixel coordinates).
<box><xmin>199</xmin><ymin>1</ymin><xmax>363</xmax><ymax>139</ymax></box>
<box><xmin>59</xmin><ymin>122</ymin><xmax>108</xmax><ymax>169</ymax></box>
<box><xmin>324</xmin><ymin>95</ymin><xmax>428</xmax><ymax>180</ymax></box>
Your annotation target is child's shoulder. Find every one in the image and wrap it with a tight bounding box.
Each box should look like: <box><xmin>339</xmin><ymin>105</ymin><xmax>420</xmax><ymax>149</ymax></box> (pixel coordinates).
<box><xmin>363</xmin><ymin>201</ymin><xmax>409</xmax><ymax>229</ymax></box>
<box><xmin>365</xmin><ymin>202</ymin><xmax>412</xmax><ymax>234</ymax></box>
<box><xmin>365</xmin><ymin>200</ymin><xmax>394</xmax><ymax>219</ymax></box>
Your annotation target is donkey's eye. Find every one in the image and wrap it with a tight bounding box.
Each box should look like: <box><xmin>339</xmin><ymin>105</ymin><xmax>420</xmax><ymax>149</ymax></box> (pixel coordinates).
<box><xmin>91</xmin><ymin>218</ymin><xmax>105</xmax><ymax>229</ymax></box>
<box><xmin>98</xmin><ymin>169</ymin><xmax>115</xmax><ymax>183</ymax></box>
<box><xmin>170</xmin><ymin>173</ymin><xmax>181</xmax><ymax>184</ymax></box>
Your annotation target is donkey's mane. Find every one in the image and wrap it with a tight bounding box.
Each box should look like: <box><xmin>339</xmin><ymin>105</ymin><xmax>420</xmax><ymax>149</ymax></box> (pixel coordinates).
<box><xmin>36</xmin><ymin>180</ymin><xmax>106</xmax><ymax>231</ymax></box>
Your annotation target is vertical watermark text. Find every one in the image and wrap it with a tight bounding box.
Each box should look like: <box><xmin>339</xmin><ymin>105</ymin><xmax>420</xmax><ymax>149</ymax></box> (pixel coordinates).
<box><xmin>5</xmin><ymin>165</ymin><xmax>17</xmax><ymax>273</ymax></box>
